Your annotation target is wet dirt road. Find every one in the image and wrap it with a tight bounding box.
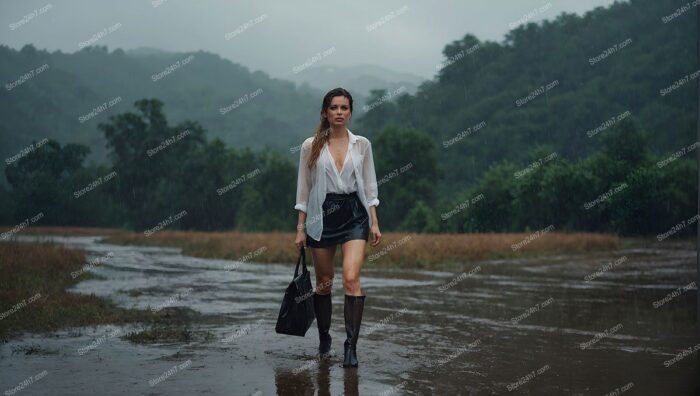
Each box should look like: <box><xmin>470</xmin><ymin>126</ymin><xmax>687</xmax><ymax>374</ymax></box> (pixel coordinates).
<box><xmin>1</xmin><ymin>235</ymin><xmax>697</xmax><ymax>395</ymax></box>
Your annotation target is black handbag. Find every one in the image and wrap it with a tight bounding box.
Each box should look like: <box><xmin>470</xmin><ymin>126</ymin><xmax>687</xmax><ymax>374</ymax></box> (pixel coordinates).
<box><xmin>275</xmin><ymin>246</ymin><xmax>316</xmax><ymax>336</ymax></box>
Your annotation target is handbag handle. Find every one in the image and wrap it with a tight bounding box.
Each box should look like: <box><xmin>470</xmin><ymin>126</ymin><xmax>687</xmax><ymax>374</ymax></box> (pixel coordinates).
<box><xmin>294</xmin><ymin>246</ymin><xmax>307</xmax><ymax>278</ymax></box>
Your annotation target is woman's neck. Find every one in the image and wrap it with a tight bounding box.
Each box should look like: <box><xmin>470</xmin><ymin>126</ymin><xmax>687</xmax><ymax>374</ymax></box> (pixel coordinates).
<box><xmin>328</xmin><ymin>126</ymin><xmax>347</xmax><ymax>140</ymax></box>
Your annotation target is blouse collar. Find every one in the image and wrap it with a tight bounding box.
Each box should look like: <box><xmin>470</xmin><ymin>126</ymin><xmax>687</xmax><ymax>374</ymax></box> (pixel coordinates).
<box><xmin>347</xmin><ymin>128</ymin><xmax>358</xmax><ymax>146</ymax></box>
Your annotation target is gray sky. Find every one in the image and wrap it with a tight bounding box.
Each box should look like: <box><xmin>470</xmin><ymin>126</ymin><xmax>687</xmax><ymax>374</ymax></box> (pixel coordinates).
<box><xmin>1</xmin><ymin>0</ymin><xmax>620</xmax><ymax>80</ymax></box>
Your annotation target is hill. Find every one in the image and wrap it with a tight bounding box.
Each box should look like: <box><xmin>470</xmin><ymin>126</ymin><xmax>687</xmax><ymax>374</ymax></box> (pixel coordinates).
<box><xmin>356</xmin><ymin>0</ymin><xmax>697</xmax><ymax>194</ymax></box>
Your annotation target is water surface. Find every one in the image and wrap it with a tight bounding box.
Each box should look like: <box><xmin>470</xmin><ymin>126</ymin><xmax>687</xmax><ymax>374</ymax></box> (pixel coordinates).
<box><xmin>1</xmin><ymin>235</ymin><xmax>696</xmax><ymax>395</ymax></box>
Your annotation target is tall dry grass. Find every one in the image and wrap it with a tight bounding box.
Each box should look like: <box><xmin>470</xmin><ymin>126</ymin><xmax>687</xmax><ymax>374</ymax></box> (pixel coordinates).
<box><xmin>0</xmin><ymin>226</ymin><xmax>125</xmax><ymax>236</ymax></box>
<box><xmin>103</xmin><ymin>229</ymin><xmax>621</xmax><ymax>268</ymax></box>
<box><xmin>0</xmin><ymin>226</ymin><xmax>621</xmax><ymax>268</ymax></box>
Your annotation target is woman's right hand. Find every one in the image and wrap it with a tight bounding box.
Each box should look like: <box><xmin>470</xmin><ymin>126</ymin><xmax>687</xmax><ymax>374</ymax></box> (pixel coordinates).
<box><xmin>295</xmin><ymin>229</ymin><xmax>307</xmax><ymax>250</ymax></box>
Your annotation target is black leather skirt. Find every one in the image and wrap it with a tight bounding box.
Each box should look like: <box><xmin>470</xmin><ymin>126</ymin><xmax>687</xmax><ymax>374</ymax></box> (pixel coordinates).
<box><xmin>306</xmin><ymin>191</ymin><xmax>370</xmax><ymax>248</ymax></box>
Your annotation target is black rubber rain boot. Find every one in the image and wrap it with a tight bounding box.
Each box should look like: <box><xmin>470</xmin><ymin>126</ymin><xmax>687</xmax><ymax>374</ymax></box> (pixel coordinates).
<box><xmin>313</xmin><ymin>292</ymin><xmax>332</xmax><ymax>357</ymax></box>
<box><xmin>342</xmin><ymin>294</ymin><xmax>366</xmax><ymax>368</ymax></box>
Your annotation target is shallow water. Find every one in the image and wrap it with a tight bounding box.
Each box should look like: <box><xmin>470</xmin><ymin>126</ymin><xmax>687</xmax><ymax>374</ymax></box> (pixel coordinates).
<box><xmin>1</xmin><ymin>235</ymin><xmax>697</xmax><ymax>395</ymax></box>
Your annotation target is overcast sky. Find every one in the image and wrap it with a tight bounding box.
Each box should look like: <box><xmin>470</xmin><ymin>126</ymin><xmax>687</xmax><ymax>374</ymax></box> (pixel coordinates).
<box><xmin>1</xmin><ymin>0</ymin><xmax>620</xmax><ymax>80</ymax></box>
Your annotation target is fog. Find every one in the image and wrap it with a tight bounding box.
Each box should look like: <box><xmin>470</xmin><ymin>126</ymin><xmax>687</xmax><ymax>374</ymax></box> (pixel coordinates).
<box><xmin>1</xmin><ymin>0</ymin><xmax>619</xmax><ymax>79</ymax></box>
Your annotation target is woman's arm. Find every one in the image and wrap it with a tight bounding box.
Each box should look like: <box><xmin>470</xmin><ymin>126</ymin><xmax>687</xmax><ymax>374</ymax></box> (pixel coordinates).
<box><xmin>368</xmin><ymin>206</ymin><xmax>378</xmax><ymax>228</ymax></box>
<box><xmin>297</xmin><ymin>210</ymin><xmax>307</xmax><ymax>232</ymax></box>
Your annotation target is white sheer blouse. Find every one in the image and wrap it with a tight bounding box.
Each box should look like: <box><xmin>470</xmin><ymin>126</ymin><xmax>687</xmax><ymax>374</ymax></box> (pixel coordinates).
<box><xmin>294</xmin><ymin>128</ymin><xmax>379</xmax><ymax>241</ymax></box>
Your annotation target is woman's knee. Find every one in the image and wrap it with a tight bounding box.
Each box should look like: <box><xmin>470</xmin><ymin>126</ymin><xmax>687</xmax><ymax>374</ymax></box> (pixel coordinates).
<box><xmin>342</xmin><ymin>274</ymin><xmax>361</xmax><ymax>294</ymax></box>
<box><xmin>315</xmin><ymin>277</ymin><xmax>334</xmax><ymax>294</ymax></box>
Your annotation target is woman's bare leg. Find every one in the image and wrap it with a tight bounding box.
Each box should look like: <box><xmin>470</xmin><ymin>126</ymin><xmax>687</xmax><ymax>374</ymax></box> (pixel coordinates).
<box><xmin>341</xmin><ymin>239</ymin><xmax>366</xmax><ymax>296</ymax></box>
<box><xmin>310</xmin><ymin>245</ymin><xmax>336</xmax><ymax>294</ymax></box>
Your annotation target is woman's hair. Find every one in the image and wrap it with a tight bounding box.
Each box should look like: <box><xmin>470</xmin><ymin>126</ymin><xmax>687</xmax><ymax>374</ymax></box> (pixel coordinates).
<box><xmin>307</xmin><ymin>87</ymin><xmax>353</xmax><ymax>169</ymax></box>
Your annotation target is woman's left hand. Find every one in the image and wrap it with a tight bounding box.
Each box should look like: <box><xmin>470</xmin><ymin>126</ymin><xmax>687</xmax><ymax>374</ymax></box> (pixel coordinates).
<box><xmin>370</xmin><ymin>224</ymin><xmax>381</xmax><ymax>247</ymax></box>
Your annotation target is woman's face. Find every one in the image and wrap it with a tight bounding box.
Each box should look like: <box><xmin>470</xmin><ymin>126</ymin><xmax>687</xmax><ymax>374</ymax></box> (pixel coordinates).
<box><xmin>324</xmin><ymin>96</ymin><xmax>351</xmax><ymax>127</ymax></box>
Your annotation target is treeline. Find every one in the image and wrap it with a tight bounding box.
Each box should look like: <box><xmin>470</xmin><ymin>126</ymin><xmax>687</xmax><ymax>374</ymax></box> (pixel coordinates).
<box><xmin>370</xmin><ymin>119</ymin><xmax>695</xmax><ymax>238</ymax></box>
<box><xmin>0</xmin><ymin>99</ymin><xmax>695</xmax><ymax>237</ymax></box>
<box><xmin>433</xmin><ymin>120</ymin><xmax>696</xmax><ymax>237</ymax></box>
<box><xmin>0</xmin><ymin>99</ymin><xmax>296</xmax><ymax>232</ymax></box>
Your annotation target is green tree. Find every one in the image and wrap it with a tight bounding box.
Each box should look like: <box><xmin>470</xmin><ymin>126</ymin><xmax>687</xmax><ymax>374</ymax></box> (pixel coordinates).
<box><xmin>99</xmin><ymin>98</ymin><xmax>206</xmax><ymax>229</ymax></box>
<box><xmin>373</xmin><ymin>125</ymin><xmax>439</xmax><ymax>230</ymax></box>
<box><xmin>401</xmin><ymin>200</ymin><xmax>439</xmax><ymax>232</ymax></box>
<box><xmin>449</xmin><ymin>162</ymin><xmax>517</xmax><ymax>232</ymax></box>
<box><xmin>236</xmin><ymin>149</ymin><xmax>296</xmax><ymax>231</ymax></box>
<box><xmin>4</xmin><ymin>139</ymin><xmax>90</xmax><ymax>225</ymax></box>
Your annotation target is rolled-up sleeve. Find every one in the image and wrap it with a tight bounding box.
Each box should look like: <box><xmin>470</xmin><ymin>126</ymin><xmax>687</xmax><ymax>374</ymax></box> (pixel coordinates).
<box><xmin>294</xmin><ymin>142</ymin><xmax>311</xmax><ymax>213</ymax></box>
<box><xmin>363</xmin><ymin>141</ymin><xmax>379</xmax><ymax>207</ymax></box>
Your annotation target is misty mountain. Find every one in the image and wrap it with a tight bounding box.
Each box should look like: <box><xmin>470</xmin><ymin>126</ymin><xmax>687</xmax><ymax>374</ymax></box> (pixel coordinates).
<box><xmin>284</xmin><ymin>63</ymin><xmax>424</xmax><ymax>107</ymax></box>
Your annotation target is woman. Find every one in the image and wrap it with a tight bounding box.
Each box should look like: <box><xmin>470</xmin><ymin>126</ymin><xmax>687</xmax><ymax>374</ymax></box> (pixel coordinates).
<box><xmin>294</xmin><ymin>87</ymin><xmax>381</xmax><ymax>368</ymax></box>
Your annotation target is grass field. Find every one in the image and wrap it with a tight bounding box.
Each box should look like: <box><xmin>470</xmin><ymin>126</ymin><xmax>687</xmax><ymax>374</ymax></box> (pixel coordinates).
<box><xmin>1</xmin><ymin>226</ymin><xmax>622</xmax><ymax>268</ymax></box>
<box><xmin>104</xmin><ymin>229</ymin><xmax>622</xmax><ymax>268</ymax></box>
